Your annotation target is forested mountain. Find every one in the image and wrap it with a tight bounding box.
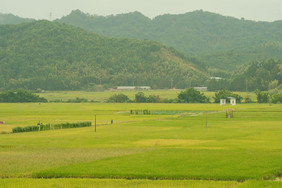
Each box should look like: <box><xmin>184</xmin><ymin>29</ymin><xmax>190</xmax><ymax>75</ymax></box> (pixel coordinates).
<box><xmin>57</xmin><ymin>10</ymin><xmax>282</xmax><ymax>72</ymax></box>
<box><xmin>233</xmin><ymin>59</ymin><xmax>282</xmax><ymax>91</ymax></box>
<box><xmin>207</xmin><ymin>59</ymin><xmax>282</xmax><ymax>91</ymax></box>
<box><xmin>0</xmin><ymin>21</ymin><xmax>207</xmax><ymax>90</ymax></box>
<box><xmin>0</xmin><ymin>13</ymin><xmax>33</xmax><ymax>25</ymax></box>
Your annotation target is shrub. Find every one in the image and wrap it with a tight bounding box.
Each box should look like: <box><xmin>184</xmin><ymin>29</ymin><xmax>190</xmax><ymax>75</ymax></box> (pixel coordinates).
<box><xmin>135</xmin><ymin>92</ymin><xmax>147</xmax><ymax>103</ymax></box>
<box><xmin>61</xmin><ymin>123</ymin><xmax>70</xmax><ymax>129</ymax></box>
<box><xmin>40</xmin><ymin>124</ymin><xmax>44</xmax><ymax>131</ymax></box>
<box><xmin>40</xmin><ymin>124</ymin><xmax>51</xmax><ymax>131</ymax></box>
<box><xmin>255</xmin><ymin>90</ymin><xmax>269</xmax><ymax>103</ymax></box>
<box><xmin>32</xmin><ymin>126</ymin><xmax>39</xmax><ymax>131</ymax></box>
<box><xmin>12</xmin><ymin>125</ymin><xmax>39</xmax><ymax>133</ymax></box>
<box><xmin>23</xmin><ymin>126</ymin><xmax>32</xmax><ymax>132</ymax></box>
<box><xmin>146</xmin><ymin>95</ymin><xmax>160</xmax><ymax>103</ymax></box>
<box><xmin>59</xmin><ymin>122</ymin><xmax>91</xmax><ymax>129</ymax></box>
<box><xmin>107</xmin><ymin>93</ymin><xmax>130</xmax><ymax>103</ymax></box>
<box><xmin>67</xmin><ymin>98</ymin><xmax>88</xmax><ymax>103</ymax></box>
<box><xmin>13</xmin><ymin>122</ymin><xmax>91</xmax><ymax>133</ymax></box>
<box><xmin>143</xmin><ymin>110</ymin><xmax>151</xmax><ymax>115</ymax></box>
<box><xmin>161</xmin><ymin>98</ymin><xmax>178</xmax><ymax>103</ymax></box>
<box><xmin>12</xmin><ymin>127</ymin><xmax>23</xmax><ymax>133</ymax></box>
<box><xmin>244</xmin><ymin>95</ymin><xmax>252</xmax><ymax>103</ymax></box>
<box><xmin>271</xmin><ymin>93</ymin><xmax>282</xmax><ymax>104</ymax></box>
<box><xmin>53</xmin><ymin>123</ymin><xmax>62</xmax><ymax>129</ymax></box>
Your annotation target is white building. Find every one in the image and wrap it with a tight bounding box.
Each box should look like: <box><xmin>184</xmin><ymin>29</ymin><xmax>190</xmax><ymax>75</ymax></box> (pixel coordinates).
<box><xmin>227</xmin><ymin>97</ymin><xmax>236</xmax><ymax>105</ymax></box>
<box><xmin>210</xmin><ymin>77</ymin><xmax>223</xmax><ymax>80</ymax></box>
<box><xmin>220</xmin><ymin>97</ymin><xmax>236</xmax><ymax>105</ymax></box>
<box><xmin>117</xmin><ymin>86</ymin><xmax>136</xmax><ymax>90</ymax></box>
<box><xmin>220</xmin><ymin>99</ymin><xmax>226</xmax><ymax>105</ymax></box>
<box><xmin>117</xmin><ymin>86</ymin><xmax>151</xmax><ymax>90</ymax></box>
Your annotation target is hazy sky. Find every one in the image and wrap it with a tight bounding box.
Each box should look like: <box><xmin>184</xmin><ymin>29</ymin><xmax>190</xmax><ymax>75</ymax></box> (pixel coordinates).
<box><xmin>1</xmin><ymin>0</ymin><xmax>282</xmax><ymax>22</ymax></box>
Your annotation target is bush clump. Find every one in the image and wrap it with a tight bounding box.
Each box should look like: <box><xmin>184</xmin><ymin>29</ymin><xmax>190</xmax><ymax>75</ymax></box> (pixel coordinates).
<box><xmin>13</xmin><ymin>125</ymin><xmax>39</xmax><ymax>133</ymax></box>
<box><xmin>67</xmin><ymin>98</ymin><xmax>88</xmax><ymax>103</ymax></box>
<box><xmin>271</xmin><ymin>93</ymin><xmax>282</xmax><ymax>104</ymax></box>
<box><xmin>107</xmin><ymin>93</ymin><xmax>130</xmax><ymax>103</ymax></box>
<box><xmin>0</xmin><ymin>89</ymin><xmax>47</xmax><ymax>103</ymax></box>
<box><xmin>178</xmin><ymin>88</ymin><xmax>209</xmax><ymax>103</ymax></box>
<box><xmin>255</xmin><ymin>90</ymin><xmax>269</xmax><ymax>103</ymax></box>
<box><xmin>13</xmin><ymin>122</ymin><xmax>91</xmax><ymax>133</ymax></box>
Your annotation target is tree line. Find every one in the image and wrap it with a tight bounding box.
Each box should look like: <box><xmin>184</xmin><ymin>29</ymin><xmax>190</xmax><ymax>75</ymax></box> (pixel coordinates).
<box><xmin>106</xmin><ymin>88</ymin><xmax>282</xmax><ymax>104</ymax></box>
<box><xmin>0</xmin><ymin>89</ymin><xmax>281</xmax><ymax>103</ymax></box>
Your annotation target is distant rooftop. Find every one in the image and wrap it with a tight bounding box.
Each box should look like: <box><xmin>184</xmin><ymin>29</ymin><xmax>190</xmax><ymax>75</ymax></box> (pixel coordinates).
<box><xmin>210</xmin><ymin>77</ymin><xmax>223</xmax><ymax>80</ymax></box>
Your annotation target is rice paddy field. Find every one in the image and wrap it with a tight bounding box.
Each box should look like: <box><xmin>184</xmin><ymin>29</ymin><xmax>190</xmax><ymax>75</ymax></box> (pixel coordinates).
<box><xmin>0</xmin><ymin>101</ymin><xmax>281</xmax><ymax>187</ymax></box>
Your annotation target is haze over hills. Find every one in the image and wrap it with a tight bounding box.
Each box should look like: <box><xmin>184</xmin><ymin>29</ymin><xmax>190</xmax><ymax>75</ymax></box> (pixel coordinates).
<box><xmin>0</xmin><ymin>13</ymin><xmax>34</xmax><ymax>25</ymax></box>
<box><xmin>0</xmin><ymin>11</ymin><xmax>281</xmax><ymax>91</ymax></box>
<box><xmin>0</xmin><ymin>21</ymin><xmax>207</xmax><ymax>90</ymax></box>
<box><xmin>1</xmin><ymin>10</ymin><xmax>282</xmax><ymax>73</ymax></box>
<box><xmin>57</xmin><ymin>10</ymin><xmax>282</xmax><ymax>72</ymax></box>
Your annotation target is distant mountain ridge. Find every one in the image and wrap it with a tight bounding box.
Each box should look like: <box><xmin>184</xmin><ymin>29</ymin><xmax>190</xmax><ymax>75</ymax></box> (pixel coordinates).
<box><xmin>57</xmin><ymin>10</ymin><xmax>282</xmax><ymax>71</ymax></box>
<box><xmin>1</xmin><ymin>10</ymin><xmax>282</xmax><ymax>75</ymax></box>
<box><xmin>0</xmin><ymin>21</ymin><xmax>207</xmax><ymax>90</ymax></box>
<box><xmin>0</xmin><ymin>13</ymin><xmax>34</xmax><ymax>24</ymax></box>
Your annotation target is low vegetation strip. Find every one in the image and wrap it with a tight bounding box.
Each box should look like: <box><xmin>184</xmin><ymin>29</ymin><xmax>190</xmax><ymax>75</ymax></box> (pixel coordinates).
<box><xmin>12</xmin><ymin>122</ymin><xmax>91</xmax><ymax>133</ymax></box>
<box><xmin>12</xmin><ymin>126</ymin><xmax>39</xmax><ymax>133</ymax></box>
<box><xmin>1</xmin><ymin>178</ymin><xmax>282</xmax><ymax>188</ymax></box>
<box><xmin>0</xmin><ymin>178</ymin><xmax>240</xmax><ymax>188</ymax></box>
<box><xmin>33</xmin><ymin>148</ymin><xmax>282</xmax><ymax>181</ymax></box>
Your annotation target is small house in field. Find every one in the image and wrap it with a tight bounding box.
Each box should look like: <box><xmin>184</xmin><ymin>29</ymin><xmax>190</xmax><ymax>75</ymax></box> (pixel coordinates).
<box><xmin>220</xmin><ymin>99</ymin><xmax>226</xmax><ymax>105</ymax></box>
<box><xmin>228</xmin><ymin>97</ymin><xmax>236</xmax><ymax>105</ymax></box>
<box><xmin>219</xmin><ymin>97</ymin><xmax>236</xmax><ymax>105</ymax></box>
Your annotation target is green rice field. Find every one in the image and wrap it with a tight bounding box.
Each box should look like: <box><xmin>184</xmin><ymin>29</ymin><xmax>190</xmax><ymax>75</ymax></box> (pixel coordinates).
<box><xmin>0</xmin><ymin>102</ymin><xmax>281</xmax><ymax>187</ymax></box>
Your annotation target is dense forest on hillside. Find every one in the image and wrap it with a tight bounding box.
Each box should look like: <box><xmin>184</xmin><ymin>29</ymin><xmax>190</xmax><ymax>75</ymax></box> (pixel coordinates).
<box><xmin>0</xmin><ymin>21</ymin><xmax>207</xmax><ymax>90</ymax></box>
<box><xmin>57</xmin><ymin>10</ymin><xmax>282</xmax><ymax>72</ymax></box>
<box><xmin>0</xmin><ymin>12</ymin><xmax>281</xmax><ymax>91</ymax></box>
<box><xmin>208</xmin><ymin>59</ymin><xmax>282</xmax><ymax>91</ymax></box>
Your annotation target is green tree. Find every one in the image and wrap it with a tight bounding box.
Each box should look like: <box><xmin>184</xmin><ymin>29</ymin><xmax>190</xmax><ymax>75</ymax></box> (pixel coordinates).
<box><xmin>271</xmin><ymin>93</ymin><xmax>282</xmax><ymax>104</ymax></box>
<box><xmin>178</xmin><ymin>88</ymin><xmax>208</xmax><ymax>103</ymax></box>
<box><xmin>0</xmin><ymin>89</ymin><xmax>47</xmax><ymax>103</ymax></box>
<box><xmin>268</xmin><ymin>80</ymin><xmax>279</xmax><ymax>90</ymax></box>
<box><xmin>255</xmin><ymin>90</ymin><xmax>269</xmax><ymax>103</ymax></box>
<box><xmin>107</xmin><ymin>93</ymin><xmax>130</xmax><ymax>103</ymax></box>
<box><xmin>135</xmin><ymin>92</ymin><xmax>147</xmax><ymax>103</ymax></box>
<box><xmin>146</xmin><ymin>95</ymin><xmax>161</xmax><ymax>103</ymax></box>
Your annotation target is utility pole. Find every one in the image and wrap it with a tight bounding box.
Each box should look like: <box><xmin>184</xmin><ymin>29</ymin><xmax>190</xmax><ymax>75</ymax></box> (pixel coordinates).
<box><xmin>206</xmin><ymin>112</ymin><xmax>208</xmax><ymax>128</ymax></box>
<box><xmin>246</xmin><ymin>79</ymin><xmax>248</xmax><ymax>93</ymax></box>
<box><xmin>95</xmin><ymin>114</ymin><xmax>96</xmax><ymax>132</ymax></box>
<box><xmin>170</xmin><ymin>78</ymin><xmax>173</xmax><ymax>89</ymax></box>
